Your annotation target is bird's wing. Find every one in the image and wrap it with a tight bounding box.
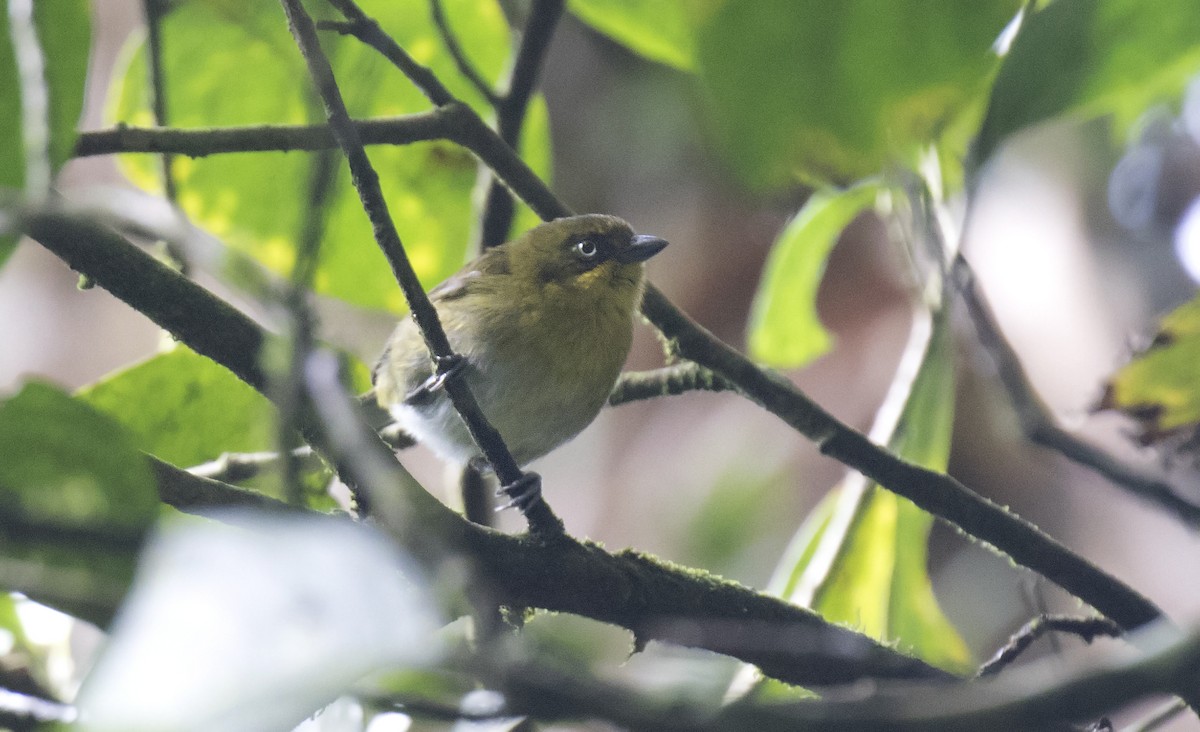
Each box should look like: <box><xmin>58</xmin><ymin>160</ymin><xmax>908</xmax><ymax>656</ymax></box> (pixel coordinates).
<box><xmin>427</xmin><ymin>245</ymin><xmax>511</xmax><ymax>302</ymax></box>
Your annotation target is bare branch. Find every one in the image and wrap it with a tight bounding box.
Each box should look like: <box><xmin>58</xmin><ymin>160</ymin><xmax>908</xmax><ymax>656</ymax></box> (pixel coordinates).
<box><xmin>978</xmin><ymin>614</ymin><xmax>1122</xmax><ymax>677</ymax></box>
<box><xmin>429</xmin><ymin>0</ymin><xmax>499</xmax><ymax>104</ymax></box>
<box><xmin>75</xmin><ymin>111</ymin><xmax>456</xmax><ymax>157</ymax></box>
<box><xmin>952</xmin><ymin>254</ymin><xmax>1200</xmax><ymax>529</ymax></box>
<box><xmin>186</xmin><ymin>447</ymin><xmax>321</xmax><ymax>484</ymax></box>
<box><xmin>150</xmin><ymin>455</ymin><xmax>304</xmax><ymax>514</ymax></box>
<box><xmin>639</xmin><ymin>284</ymin><xmax>1165</xmax><ymax>632</ymax></box>
<box><xmin>477</xmin><ymin>0</ymin><xmax>565</xmax><ymax>249</ymax></box>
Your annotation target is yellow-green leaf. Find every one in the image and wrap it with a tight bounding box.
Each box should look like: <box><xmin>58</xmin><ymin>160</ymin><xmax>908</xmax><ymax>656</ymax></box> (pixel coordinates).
<box><xmin>698</xmin><ymin>0</ymin><xmax>1020</xmax><ymax>187</ymax></box>
<box><xmin>770</xmin><ymin>315</ymin><xmax>971</xmax><ymax>674</ymax></box>
<box><xmin>1100</xmin><ymin>295</ymin><xmax>1200</xmax><ymax>442</ymax></box>
<box><xmin>77</xmin><ymin>344</ymin><xmax>276</xmax><ymax>469</ymax></box>
<box><xmin>975</xmin><ymin>0</ymin><xmax>1200</xmax><ymax>167</ymax></box>
<box><xmin>568</xmin><ymin>0</ymin><xmax>707</xmax><ymax>71</ymax></box>
<box><xmin>747</xmin><ymin>182</ymin><xmax>879</xmax><ymax>369</ymax></box>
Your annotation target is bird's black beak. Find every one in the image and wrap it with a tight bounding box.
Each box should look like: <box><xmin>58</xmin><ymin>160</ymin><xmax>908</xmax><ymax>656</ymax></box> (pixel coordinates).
<box><xmin>616</xmin><ymin>234</ymin><xmax>668</xmax><ymax>263</ymax></box>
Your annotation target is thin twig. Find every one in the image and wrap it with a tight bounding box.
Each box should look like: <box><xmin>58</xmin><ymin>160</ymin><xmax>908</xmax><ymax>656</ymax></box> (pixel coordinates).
<box><xmin>277</xmin><ymin>148</ymin><xmax>340</xmax><ymax>506</ymax></box>
<box><xmin>978</xmin><ymin>614</ymin><xmax>1122</xmax><ymax>677</ymax></box>
<box><xmin>476</xmin><ymin>0</ymin><xmax>565</xmax><ymax>249</ymax></box>
<box><xmin>187</xmin><ymin>448</ymin><xmax>321</xmax><ymax>483</ymax></box>
<box><xmin>150</xmin><ymin>455</ymin><xmax>305</xmax><ymax>513</ymax></box>
<box><xmin>952</xmin><ymin>254</ymin><xmax>1200</xmax><ymax>529</ymax></box>
<box><xmin>429</xmin><ymin>0</ymin><xmax>499</xmax><ymax>104</ymax></box>
<box><xmin>142</xmin><ymin>0</ymin><xmax>176</xmax><ymax>202</ymax></box>
<box><xmin>75</xmin><ymin>112</ymin><xmax>456</xmax><ymax>157</ymax></box>
<box><xmin>280</xmin><ymin>0</ymin><xmax>563</xmax><ymax>535</ymax></box>
<box><xmin>141</xmin><ymin>0</ymin><xmax>188</xmax><ymax>272</ymax></box>
<box><xmin>322</xmin><ymin>0</ymin><xmax>455</xmax><ymax>106</ymax></box>
<box><xmin>608</xmin><ymin>362</ymin><xmax>735</xmax><ymax>407</ymax></box>
<box><xmin>320</xmin><ymin>0</ymin><xmax>569</xmax><ymax>222</ymax></box>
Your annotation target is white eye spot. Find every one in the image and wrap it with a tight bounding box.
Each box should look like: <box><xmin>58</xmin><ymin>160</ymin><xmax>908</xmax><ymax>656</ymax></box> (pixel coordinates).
<box><xmin>575</xmin><ymin>240</ymin><xmax>598</xmax><ymax>259</ymax></box>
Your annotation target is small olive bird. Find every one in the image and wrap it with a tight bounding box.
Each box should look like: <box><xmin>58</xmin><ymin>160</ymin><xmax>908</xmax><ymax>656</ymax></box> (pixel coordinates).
<box><xmin>373</xmin><ymin>214</ymin><xmax>667</xmax><ymax>508</ymax></box>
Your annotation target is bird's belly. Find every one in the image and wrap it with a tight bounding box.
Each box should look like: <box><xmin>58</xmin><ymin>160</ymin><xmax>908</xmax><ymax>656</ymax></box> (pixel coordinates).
<box><xmin>392</xmin><ymin>351</ymin><xmax>618</xmax><ymax>467</ymax></box>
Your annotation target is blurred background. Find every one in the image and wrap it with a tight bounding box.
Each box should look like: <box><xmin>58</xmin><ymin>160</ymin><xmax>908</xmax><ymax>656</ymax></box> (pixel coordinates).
<box><xmin>4</xmin><ymin>1</ymin><xmax>1200</xmax><ymax>725</ymax></box>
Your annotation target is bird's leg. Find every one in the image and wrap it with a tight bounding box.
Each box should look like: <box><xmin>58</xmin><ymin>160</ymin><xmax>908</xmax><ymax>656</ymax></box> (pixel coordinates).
<box><xmin>495</xmin><ymin>471</ymin><xmax>543</xmax><ymax>512</ymax></box>
<box><xmin>403</xmin><ymin>353</ymin><xmax>467</xmax><ymax>405</ymax></box>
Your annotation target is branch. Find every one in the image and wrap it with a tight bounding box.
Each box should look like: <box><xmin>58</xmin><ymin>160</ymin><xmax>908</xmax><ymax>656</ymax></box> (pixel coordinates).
<box><xmin>321</xmin><ymin>0</ymin><xmax>455</xmax><ymax>106</ymax></box>
<box><xmin>149</xmin><ymin>455</ymin><xmax>305</xmax><ymax>514</ymax></box>
<box><xmin>185</xmin><ymin>447</ymin><xmax>322</xmax><ymax>483</ymax></box>
<box><xmin>952</xmin><ymin>254</ymin><xmax>1200</xmax><ymax>529</ymax></box>
<box><xmin>484</xmin><ymin>621</ymin><xmax>1200</xmax><ymax>732</ymax></box>
<box><xmin>639</xmin><ymin>285</ymin><xmax>1165</xmax><ymax>632</ymax></box>
<box><xmin>20</xmin><ymin>206</ymin><xmax>938</xmax><ymax>688</ymax></box>
<box><xmin>476</xmin><ymin>0</ymin><xmax>565</xmax><ymax>248</ymax></box>
<box><xmin>429</xmin><ymin>0</ymin><xmax>499</xmax><ymax>104</ymax></box>
<box><xmin>322</xmin><ymin>0</ymin><xmax>570</xmax><ymax>222</ymax></box>
<box><xmin>978</xmin><ymin>614</ymin><xmax>1122</xmax><ymax>677</ymax></box>
<box><xmin>279</xmin><ymin>0</ymin><xmax>561</xmax><ymax>536</ymax></box>
<box><xmin>74</xmin><ymin>111</ymin><xmax>457</xmax><ymax>157</ymax></box>
<box><xmin>608</xmin><ymin>362</ymin><xmax>736</xmax><ymax>407</ymax></box>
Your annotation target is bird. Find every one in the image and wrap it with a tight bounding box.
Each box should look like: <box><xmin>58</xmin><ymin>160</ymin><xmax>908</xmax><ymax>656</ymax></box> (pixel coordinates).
<box><xmin>373</xmin><ymin>213</ymin><xmax>667</xmax><ymax>509</ymax></box>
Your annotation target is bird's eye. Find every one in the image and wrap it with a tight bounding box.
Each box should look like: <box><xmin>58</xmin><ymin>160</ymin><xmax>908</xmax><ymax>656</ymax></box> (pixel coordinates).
<box><xmin>574</xmin><ymin>240</ymin><xmax>599</xmax><ymax>260</ymax></box>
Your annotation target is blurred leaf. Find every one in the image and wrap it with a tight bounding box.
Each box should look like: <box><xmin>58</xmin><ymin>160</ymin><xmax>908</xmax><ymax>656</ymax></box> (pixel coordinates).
<box><xmin>77</xmin><ymin>344</ymin><xmax>277</xmax><ymax>469</ymax></box>
<box><xmin>0</xmin><ymin>382</ymin><xmax>158</xmax><ymax>625</ymax></box>
<box><xmin>78</xmin><ymin>512</ymin><xmax>441</xmax><ymax>732</ymax></box>
<box><xmin>1099</xmin><ymin>295</ymin><xmax>1200</xmax><ymax>443</ymax></box>
<box><xmin>567</xmin><ymin>0</ymin><xmax>706</xmax><ymax>71</ymax></box>
<box><xmin>683</xmin><ymin>464</ymin><xmax>788</xmax><ymax>575</ymax></box>
<box><xmin>975</xmin><ymin>0</ymin><xmax>1200</xmax><ymax>167</ymax></box>
<box><xmin>770</xmin><ymin>316</ymin><xmax>971</xmax><ymax>673</ymax></box>
<box><xmin>748</xmin><ymin>182</ymin><xmax>879</xmax><ymax>368</ymax></box>
<box><xmin>108</xmin><ymin>0</ymin><xmax>549</xmax><ymax>313</ymax></box>
<box><xmin>697</xmin><ymin>0</ymin><xmax>1020</xmax><ymax>187</ymax></box>
<box><xmin>0</xmin><ymin>0</ymin><xmax>90</xmax><ymax>265</ymax></box>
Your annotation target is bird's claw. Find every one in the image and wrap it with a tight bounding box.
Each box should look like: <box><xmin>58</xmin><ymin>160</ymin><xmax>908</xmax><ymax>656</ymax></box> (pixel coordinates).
<box><xmin>403</xmin><ymin>353</ymin><xmax>467</xmax><ymax>405</ymax></box>
<box><xmin>495</xmin><ymin>472</ymin><xmax>543</xmax><ymax>513</ymax></box>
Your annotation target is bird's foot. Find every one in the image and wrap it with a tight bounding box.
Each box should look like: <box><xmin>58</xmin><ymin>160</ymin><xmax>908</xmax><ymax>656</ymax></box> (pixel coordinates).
<box><xmin>495</xmin><ymin>471</ymin><xmax>543</xmax><ymax>512</ymax></box>
<box><xmin>403</xmin><ymin>353</ymin><xmax>467</xmax><ymax>405</ymax></box>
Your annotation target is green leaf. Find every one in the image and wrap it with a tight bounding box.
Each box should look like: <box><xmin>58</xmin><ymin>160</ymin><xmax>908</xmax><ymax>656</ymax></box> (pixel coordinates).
<box><xmin>747</xmin><ymin>182</ymin><xmax>880</xmax><ymax>368</ymax></box>
<box><xmin>0</xmin><ymin>0</ymin><xmax>90</xmax><ymax>266</ymax></box>
<box><xmin>697</xmin><ymin>0</ymin><xmax>1020</xmax><ymax>187</ymax></box>
<box><xmin>975</xmin><ymin>0</ymin><xmax>1200</xmax><ymax>167</ymax></box>
<box><xmin>0</xmin><ymin>382</ymin><xmax>158</xmax><ymax>625</ymax></box>
<box><xmin>769</xmin><ymin>316</ymin><xmax>971</xmax><ymax>674</ymax></box>
<box><xmin>77</xmin><ymin>344</ymin><xmax>277</xmax><ymax>470</ymax></box>
<box><xmin>1099</xmin><ymin>295</ymin><xmax>1200</xmax><ymax>443</ymax></box>
<box><xmin>567</xmin><ymin>0</ymin><xmax>708</xmax><ymax>71</ymax></box>
<box><xmin>108</xmin><ymin>0</ymin><xmax>549</xmax><ymax>313</ymax></box>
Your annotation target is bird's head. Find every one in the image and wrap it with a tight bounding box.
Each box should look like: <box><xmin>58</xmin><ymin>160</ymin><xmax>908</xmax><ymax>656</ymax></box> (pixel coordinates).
<box><xmin>506</xmin><ymin>214</ymin><xmax>668</xmax><ymax>311</ymax></box>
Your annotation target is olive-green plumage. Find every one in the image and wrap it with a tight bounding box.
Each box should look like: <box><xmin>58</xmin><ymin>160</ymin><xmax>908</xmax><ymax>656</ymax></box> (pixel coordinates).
<box><xmin>373</xmin><ymin>214</ymin><xmax>667</xmax><ymax>466</ymax></box>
